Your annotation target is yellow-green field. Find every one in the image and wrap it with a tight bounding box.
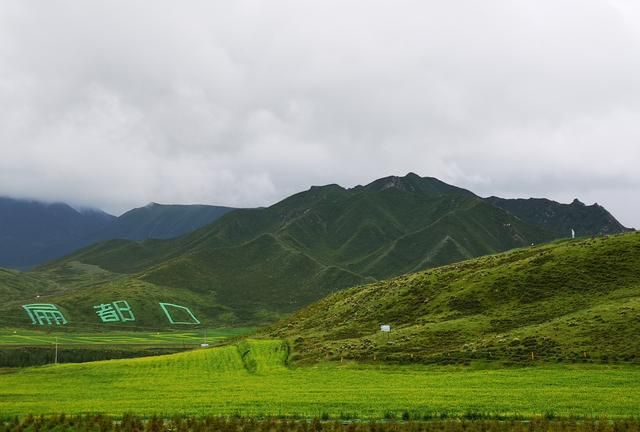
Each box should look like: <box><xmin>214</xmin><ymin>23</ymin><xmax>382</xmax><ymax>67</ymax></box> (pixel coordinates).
<box><xmin>0</xmin><ymin>339</ymin><xmax>639</xmax><ymax>418</ymax></box>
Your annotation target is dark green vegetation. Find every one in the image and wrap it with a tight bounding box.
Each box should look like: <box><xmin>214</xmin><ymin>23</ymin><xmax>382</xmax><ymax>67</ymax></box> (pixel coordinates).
<box><xmin>0</xmin><ymin>346</ymin><xmax>190</xmax><ymax>368</ymax></box>
<box><xmin>0</xmin><ymin>198</ymin><xmax>235</xmax><ymax>269</ymax></box>
<box><xmin>487</xmin><ymin>196</ymin><xmax>632</xmax><ymax>236</ymax></box>
<box><xmin>272</xmin><ymin>232</ymin><xmax>640</xmax><ymax>364</ymax></box>
<box><xmin>0</xmin><ymin>328</ymin><xmax>253</xmax><ymax>345</ymax></box>
<box><xmin>3</xmin><ymin>416</ymin><xmax>640</xmax><ymax>432</ymax></box>
<box><xmin>3</xmin><ymin>174</ymin><xmax>629</xmax><ymax>328</ymax></box>
<box><xmin>1</xmin><ymin>340</ymin><xmax>639</xmax><ymax>418</ymax></box>
<box><xmin>0</xmin><ymin>328</ymin><xmax>254</xmax><ymax>367</ymax></box>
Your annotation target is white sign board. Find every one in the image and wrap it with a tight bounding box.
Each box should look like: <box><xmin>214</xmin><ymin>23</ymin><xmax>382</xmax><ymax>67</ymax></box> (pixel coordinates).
<box><xmin>380</xmin><ymin>325</ymin><xmax>391</xmax><ymax>332</ymax></box>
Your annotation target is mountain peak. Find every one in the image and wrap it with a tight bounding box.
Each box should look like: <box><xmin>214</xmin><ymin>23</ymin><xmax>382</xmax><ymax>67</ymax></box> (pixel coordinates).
<box><xmin>487</xmin><ymin>196</ymin><xmax>629</xmax><ymax>237</ymax></box>
<box><xmin>571</xmin><ymin>198</ymin><xmax>586</xmax><ymax>207</ymax></box>
<box><xmin>360</xmin><ymin>173</ymin><xmax>475</xmax><ymax>198</ymax></box>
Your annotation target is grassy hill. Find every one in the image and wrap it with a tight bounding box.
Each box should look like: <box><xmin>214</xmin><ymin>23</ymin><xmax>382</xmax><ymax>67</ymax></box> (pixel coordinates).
<box><xmin>270</xmin><ymin>232</ymin><xmax>640</xmax><ymax>364</ymax></box>
<box><xmin>0</xmin><ymin>339</ymin><xmax>639</xmax><ymax>418</ymax></box>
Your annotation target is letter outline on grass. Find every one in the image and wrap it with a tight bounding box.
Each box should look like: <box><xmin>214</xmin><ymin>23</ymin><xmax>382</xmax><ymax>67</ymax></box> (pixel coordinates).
<box><xmin>159</xmin><ymin>302</ymin><xmax>200</xmax><ymax>324</ymax></box>
<box><xmin>22</xmin><ymin>304</ymin><xmax>68</xmax><ymax>325</ymax></box>
<box><xmin>94</xmin><ymin>300</ymin><xmax>136</xmax><ymax>323</ymax></box>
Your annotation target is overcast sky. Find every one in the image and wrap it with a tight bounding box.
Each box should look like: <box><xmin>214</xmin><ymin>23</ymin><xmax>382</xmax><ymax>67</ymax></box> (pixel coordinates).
<box><xmin>0</xmin><ymin>1</ymin><xmax>639</xmax><ymax>227</ymax></box>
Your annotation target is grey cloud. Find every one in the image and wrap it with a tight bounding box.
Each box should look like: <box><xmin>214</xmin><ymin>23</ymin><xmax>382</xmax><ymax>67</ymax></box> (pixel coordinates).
<box><xmin>0</xmin><ymin>0</ymin><xmax>639</xmax><ymax>227</ymax></box>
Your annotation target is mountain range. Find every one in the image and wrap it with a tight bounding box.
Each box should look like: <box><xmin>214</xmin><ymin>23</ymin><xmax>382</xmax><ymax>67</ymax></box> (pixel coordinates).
<box><xmin>0</xmin><ymin>199</ymin><xmax>235</xmax><ymax>269</ymax></box>
<box><xmin>0</xmin><ymin>173</ymin><xmax>631</xmax><ymax>329</ymax></box>
<box><xmin>0</xmin><ymin>198</ymin><xmax>115</xmax><ymax>270</ymax></box>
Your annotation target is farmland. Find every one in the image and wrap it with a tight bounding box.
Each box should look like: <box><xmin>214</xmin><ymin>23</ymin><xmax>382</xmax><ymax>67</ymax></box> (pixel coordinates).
<box><xmin>0</xmin><ymin>339</ymin><xmax>639</xmax><ymax>419</ymax></box>
<box><xmin>0</xmin><ymin>327</ymin><xmax>255</xmax><ymax>347</ymax></box>
<box><xmin>0</xmin><ymin>327</ymin><xmax>256</xmax><ymax>367</ymax></box>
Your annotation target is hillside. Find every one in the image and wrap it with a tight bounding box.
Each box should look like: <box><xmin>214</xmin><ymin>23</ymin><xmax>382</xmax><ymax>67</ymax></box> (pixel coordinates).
<box><xmin>271</xmin><ymin>232</ymin><xmax>640</xmax><ymax>364</ymax></box>
<box><xmin>0</xmin><ymin>268</ymin><xmax>56</xmax><ymax>301</ymax></box>
<box><xmin>0</xmin><ymin>198</ymin><xmax>234</xmax><ymax>269</ymax></box>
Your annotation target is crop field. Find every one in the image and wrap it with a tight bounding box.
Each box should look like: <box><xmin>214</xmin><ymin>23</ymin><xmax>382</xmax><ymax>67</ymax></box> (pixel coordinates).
<box><xmin>1</xmin><ymin>339</ymin><xmax>639</xmax><ymax>419</ymax></box>
<box><xmin>0</xmin><ymin>327</ymin><xmax>255</xmax><ymax>347</ymax></box>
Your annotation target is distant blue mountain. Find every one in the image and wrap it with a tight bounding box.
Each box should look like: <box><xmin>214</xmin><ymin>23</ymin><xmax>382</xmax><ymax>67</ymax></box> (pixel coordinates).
<box><xmin>0</xmin><ymin>198</ymin><xmax>115</xmax><ymax>269</ymax></box>
<box><xmin>0</xmin><ymin>198</ymin><xmax>235</xmax><ymax>269</ymax></box>
<box><xmin>88</xmin><ymin>202</ymin><xmax>235</xmax><ymax>242</ymax></box>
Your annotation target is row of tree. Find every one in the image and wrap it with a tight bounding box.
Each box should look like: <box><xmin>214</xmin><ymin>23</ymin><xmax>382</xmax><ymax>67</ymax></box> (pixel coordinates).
<box><xmin>2</xmin><ymin>415</ymin><xmax>639</xmax><ymax>432</ymax></box>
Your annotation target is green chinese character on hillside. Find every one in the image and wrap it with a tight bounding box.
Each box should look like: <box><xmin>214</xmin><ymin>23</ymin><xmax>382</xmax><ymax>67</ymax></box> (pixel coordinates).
<box><xmin>94</xmin><ymin>300</ymin><xmax>135</xmax><ymax>323</ymax></box>
<box><xmin>159</xmin><ymin>302</ymin><xmax>200</xmax><ymax>325</ymax></box>
<box><xmin>23</xmin><ymin>304</ymin><xmax>68</xmax><ymax>325</ymax></box>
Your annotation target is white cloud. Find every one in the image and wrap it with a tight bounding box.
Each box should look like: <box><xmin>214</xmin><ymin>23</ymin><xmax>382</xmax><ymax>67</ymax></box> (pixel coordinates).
<box><xmin>0</xmin><ymin>0</ymin><xmax>638</xmax><ymax>227</ymax></box>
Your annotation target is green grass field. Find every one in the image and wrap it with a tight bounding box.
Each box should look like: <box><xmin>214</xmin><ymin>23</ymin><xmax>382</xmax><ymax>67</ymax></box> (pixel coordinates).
<box><xmin>1</xmin><ymin>339</ymin><xmax>639</xmax><ymax>419</ymax></box>
<box><xmin>0</xmin><ymin>327</ymin><xmax>255</xmax><ymax>347</ymax></box>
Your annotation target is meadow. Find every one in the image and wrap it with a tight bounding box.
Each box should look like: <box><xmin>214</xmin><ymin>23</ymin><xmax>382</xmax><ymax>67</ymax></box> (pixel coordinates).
<box><xmin>0</xmin><ymin>339</ymin><xmax>639</xmax><ymax>419</ymax></box>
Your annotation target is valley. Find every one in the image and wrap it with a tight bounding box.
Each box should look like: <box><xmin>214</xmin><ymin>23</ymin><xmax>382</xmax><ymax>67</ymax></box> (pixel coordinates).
<box><xmin>0</xmin><ymin>175</ymin><xmax>638</xmax><ymax>424</ymax></box>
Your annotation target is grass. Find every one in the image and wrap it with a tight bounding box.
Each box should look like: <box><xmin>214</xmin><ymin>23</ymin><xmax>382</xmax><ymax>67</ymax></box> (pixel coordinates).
<box><xmin>0</xmin><ymin>339</ymin><xmax>639</xmax><ymax>418</ymax></box>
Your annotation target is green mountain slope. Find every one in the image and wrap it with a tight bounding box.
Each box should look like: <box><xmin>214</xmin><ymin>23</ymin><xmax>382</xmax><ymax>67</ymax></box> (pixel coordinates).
<box><xmin>52</xmin><ymin>174</ymin><xmax>559</xmax><ymax>278</ymax></box>
<box><xmin>270</xmin><ymin>232</ymin><xmax>640</xmax><ymax>364</ymax></box>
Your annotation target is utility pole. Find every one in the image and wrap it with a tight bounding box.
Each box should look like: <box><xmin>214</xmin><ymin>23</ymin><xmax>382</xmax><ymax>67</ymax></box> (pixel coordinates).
<box><xmin>54</xmin><ymin>337</ymin><xmax>58</xmax><ymax>365</ymax></box>
<box><xmin>200</xmin><ymin>328</ymin><xmax>209</xmax><ymax>348</ymax></box>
